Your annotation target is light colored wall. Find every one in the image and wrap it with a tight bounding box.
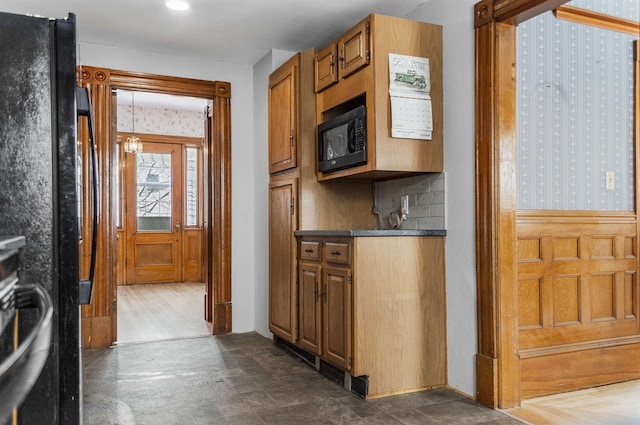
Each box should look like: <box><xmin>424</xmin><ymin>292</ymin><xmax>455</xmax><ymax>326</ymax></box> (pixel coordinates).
<box><xmin>516</xmin><ymin>4</ymin><xmax>638</xmax><ymax>210</ymax></box>
<box><xmin>117</xmin><ymin>104</ymin><xmax>205</xmax><ymax>138</ymax></box>
<box><xmin>408</xmin><ymin>0</ymin><xmax>477</xmax><ymax>397</ymax></box>
<box><xmin>79</xmin><ymin>42</ymin><xmax>257</xmax><ymax>333</ymax></box>
<box><xmin>253</xmin><ymin>49</ymin><xmax>297</xmax><ymax>338</ymax></box>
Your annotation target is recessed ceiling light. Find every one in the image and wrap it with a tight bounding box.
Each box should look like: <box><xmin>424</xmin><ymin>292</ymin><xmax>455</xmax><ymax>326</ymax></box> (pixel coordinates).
<box><xmin>165</xmin><ymin>0</ymin><xmax>189</xmax><ymax>11</ymax></box>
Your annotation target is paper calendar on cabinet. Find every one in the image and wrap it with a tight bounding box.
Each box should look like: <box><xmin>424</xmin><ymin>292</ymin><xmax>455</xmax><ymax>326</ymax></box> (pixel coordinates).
<box><xmin>389</xmin><ymin>53</ymin><xmax>432</xmax><ymax>140</ymax></box>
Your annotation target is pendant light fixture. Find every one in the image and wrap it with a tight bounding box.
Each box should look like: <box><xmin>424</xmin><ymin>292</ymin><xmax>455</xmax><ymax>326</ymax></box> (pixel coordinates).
<box><xmin>124</xmin><ymin>92</ymin><xmax>142</xmax><ymax>154</ymax></box>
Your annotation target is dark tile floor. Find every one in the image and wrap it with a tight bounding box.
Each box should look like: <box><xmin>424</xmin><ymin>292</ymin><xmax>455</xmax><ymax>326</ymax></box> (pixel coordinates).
<box><xmin>83</xmin><ymin>332</ymin><xmax>526</xmax><ymax>425</ymax></box>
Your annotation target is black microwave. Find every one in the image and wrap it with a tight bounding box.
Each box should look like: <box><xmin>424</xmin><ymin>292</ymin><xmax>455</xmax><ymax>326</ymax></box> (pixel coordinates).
<box><xmin>317</xmin><ymin>105</ymin><xmax>367</xmax><ymax>173</ymax></box>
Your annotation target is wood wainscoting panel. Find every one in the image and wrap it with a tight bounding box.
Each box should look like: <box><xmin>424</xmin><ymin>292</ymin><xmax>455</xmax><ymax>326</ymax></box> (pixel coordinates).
<box><xmin>552</xmin><ymin>275</ymin><xmax>581</xmax><ymax>326</ymax></box>
<box><xmin>625</xmin><ymin>271</ymin><xmax>637</xmax><ymax>319</ymax></box>
<box><xmin>590</xmin><ymin>273</ymin><xmax>615</xmax><ymax>322</ymax></box>
<box><xmin>518</xmin><ymin>277</ymin><xmax>543</xmax><ymax>329</ymax></box>
<box><xmin>520</xmin><ymin>341</ymin><xmax>640</xmax><ymax>399</ymax></box>
<box><xmin>517</xmin><ymin>237</ymin><xmax>542</xmax><ymax>261</ymax></box>
<box><xmin>517</xmin><ymin>212</ymin><xmax>640</xmax><ymax>398</ymax></box>
<box><xmin>553</xmin><ymin>237</ymin><xmax>580</xmax><ymax>261</ymax></box>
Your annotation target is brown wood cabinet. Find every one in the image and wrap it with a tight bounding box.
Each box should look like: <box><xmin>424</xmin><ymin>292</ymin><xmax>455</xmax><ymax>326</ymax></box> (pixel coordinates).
<box><xmin>315</xmin><ymin>14</ymin><xmax>443</xmax><ymax>181</ymax></box>
<box><xmin>268</xmin><ymin>54</ymin><xmax>298</xmax><ymax>174</ymax></box>
<box><xmin>297</xmin><ymin>235</ymin><xmax>447</xmax><ymax>398</ymax></box>
<box><xmin>268</xmin><ymin>177</ymin><xmax>298</xmax><ymax>342</ymax></box>
<box><xmin>314</xmin><ymin>19</ymin><xmax>370</xmax><ymax>92</ymax></box>
<box><xmin>268</xmin><ymin>49</ymin><xmax>374</xmax><ymax>347</ymax></box>
<box><xmin>299</xmin><ymin>239</ymin><xmax>353</xmax><ymax>370</ymax></box>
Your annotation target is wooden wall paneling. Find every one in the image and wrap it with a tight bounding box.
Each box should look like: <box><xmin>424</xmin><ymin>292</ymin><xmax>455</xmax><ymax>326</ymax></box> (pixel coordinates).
<box><xmin>520</xmin><ymin>342</ymin><xmax>640</xmax><ymax>399</ymax></box>
<box><xmin>516</xmin><ymin>217</ymin><xmax>639</xmax><ymax>345</ymax></box>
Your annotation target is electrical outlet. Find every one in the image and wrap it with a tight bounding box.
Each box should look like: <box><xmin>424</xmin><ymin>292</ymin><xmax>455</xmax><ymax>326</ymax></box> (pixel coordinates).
<box><xmin>605</xmin><ymin>171</ymin><xmax>615</xmax><ymax>191</ymax></box>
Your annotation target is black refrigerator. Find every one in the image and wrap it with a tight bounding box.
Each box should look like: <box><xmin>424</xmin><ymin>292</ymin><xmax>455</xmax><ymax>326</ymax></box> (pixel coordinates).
<box><xmin>0</xmin><ymin>11</ymin><xmax>83</xmax><ymax>425</ymax></box>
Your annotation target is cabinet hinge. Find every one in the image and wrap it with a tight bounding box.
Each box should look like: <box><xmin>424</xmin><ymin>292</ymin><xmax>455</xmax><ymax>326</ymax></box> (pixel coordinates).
<box><xmin>290</xmin><ymin>197</ymin><xmax>295</xmax><ymax>216</ymax></box>
<box><xmin>348</xmin><ymin>274</ymin><xmax>352</xmax><ymax>284</ymax></box>
<box><xmin>349</xmin><ymin>356</ymin><xmax>353</xmax><ymax>366</ymax></box>
<box><xmin>366</xmin><ymin>50</ymin><xmax>370</xmax><ymax>61</ymax></box>
<box><xmin>366</xmin><ymin>23</ymin><xmax>370</xmax><ymax>34</ymax></box>
<box><xmin>290</xmin><ymin>128</ymin><xmax>294</xmax><ymax>146</ymax></box>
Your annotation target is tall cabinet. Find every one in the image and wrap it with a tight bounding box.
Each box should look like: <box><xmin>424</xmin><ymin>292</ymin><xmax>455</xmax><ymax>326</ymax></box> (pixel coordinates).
<box><xmin>267</xmin><ymin>49</ymin><xmax>373</xmax><ymax>343</ymax></box>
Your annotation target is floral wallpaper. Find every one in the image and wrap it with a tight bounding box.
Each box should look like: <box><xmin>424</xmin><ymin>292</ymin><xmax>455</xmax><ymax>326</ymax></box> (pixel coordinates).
<box><xmin>117</xmin><ymin>104</ymin><xmax>205</xmax><ymax>138</ymax></box>
<box><xmin>516</xmin><ymin>0</ymin><xmax>639</xmax><ymax>210</ymax></box>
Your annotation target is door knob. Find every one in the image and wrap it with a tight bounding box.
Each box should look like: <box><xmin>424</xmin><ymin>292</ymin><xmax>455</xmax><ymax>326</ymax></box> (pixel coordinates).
<box><xmin>175</xmin><ymin>221</ymin><xmax>181</xmax><ymax>229</ymax></box>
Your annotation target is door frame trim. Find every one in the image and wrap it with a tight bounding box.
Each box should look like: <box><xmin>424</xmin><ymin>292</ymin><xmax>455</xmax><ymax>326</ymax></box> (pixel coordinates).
<box><xmin>473</xmin><ymin>0</ymin><xmax>571</xmax><ymax>409</ymax></box>
<box><xmin>79</xmin><ymin>67</ymin><xmax>232</xmax><ymax>346</ymax></box>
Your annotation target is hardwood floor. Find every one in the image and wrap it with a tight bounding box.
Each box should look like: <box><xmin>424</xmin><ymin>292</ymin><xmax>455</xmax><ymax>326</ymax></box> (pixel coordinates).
<box><xmin>506</xmin><ymin>379</ymin><xmax>640</xmax><ymax>425</ymax></box>
<box><xmin>116</xmin><ymin>282</ymin><xmax>211</xmax><ymax>344</ymax></box>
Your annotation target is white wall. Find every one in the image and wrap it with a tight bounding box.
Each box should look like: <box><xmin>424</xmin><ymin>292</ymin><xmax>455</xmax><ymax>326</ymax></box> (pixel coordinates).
<box><xmin>408</xmin><ymin>0</ymin><xmax>478</xmax><ymax>397</ymax></box>
<box><xmin>79</xmin><ymin>42</ymin><xmax>257</xmax><ymax>333</ymax></box>
<box><xmin>252</xmin><ymin>49</ymin><xmax>297</xmax><ymax>337</ymax></box>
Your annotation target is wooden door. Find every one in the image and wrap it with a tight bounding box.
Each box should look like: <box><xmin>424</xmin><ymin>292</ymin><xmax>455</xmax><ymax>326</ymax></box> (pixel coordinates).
<box><xmin>339</xmin><ymin>18</ymin><xmax>369</xmax><ymax>79</ymax></box>
<box><xmin>268</xmin><ymin>178</ymin><xmax>298</xmax><ymax>342</ymax></box>
<box><xmin>323</xmin><ymin>266</ymin><xmax>352</xmax><ymax>370</ymax></box>
<box><xmin>299</xmin><ymin>262</ymin><xmax>322</xmax><ymax>355</ymax></box>
<box><xmin>315</xmin><ymin>43</ymin><xmax>338</xmax><ymax>92</ymax></box>
<box><xmin>126</xmin><ymin>142</ymin><xmax>182</xmax><ymax>284</ymax></box>
<box><xmin>268</xmin><ymin>54</ymin><xmax>298</xmax><ymax>173</ymax></box>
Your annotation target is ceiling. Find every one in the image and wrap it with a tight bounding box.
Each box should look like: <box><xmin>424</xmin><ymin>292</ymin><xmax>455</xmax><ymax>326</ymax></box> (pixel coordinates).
<box><xmin>0</xmin><ymin>0</ymin><xmax>430</xmax><ymax>66</ymax></box>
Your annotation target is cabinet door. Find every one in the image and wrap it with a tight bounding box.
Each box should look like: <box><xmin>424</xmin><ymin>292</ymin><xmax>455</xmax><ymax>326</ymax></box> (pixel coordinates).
<box><xmin>339</xmin><ymin>19</ymin><xmax>370</xmax><ymax>79</ymax></box>
<box><xmin>323</xmin><ymin>266</ymin><xmax>352</xmax><ymax>370</ymax></box>
<box><xmin>299</xmin><ymin>262</ymin><xmax>322</xmax><ymax>355</ymax></box>
<box><xmin>268</xmin><ymin>55</ymin><xmax>298</xmax><ymax>173</ymax></box>
<box><xmin>314</xmin><ymin>43</ymin><xmax>338</xmax><ymax>93</ymax></box>
<box><xmin>269</xmin><ymin>178</ymin><xmax>298</xmax><ymax>342</ymax></box>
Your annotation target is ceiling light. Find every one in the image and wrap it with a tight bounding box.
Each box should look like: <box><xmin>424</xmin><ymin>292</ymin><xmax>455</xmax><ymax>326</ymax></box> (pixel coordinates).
<box><xmin>125</xmin><ymin>92</ymin><xmax>142</xmax><ymax>154</ymax></box>
<box><xmin>165</xmin><ymin>0</ymin><xmax>189</xmax><ymax>11</ymax></box>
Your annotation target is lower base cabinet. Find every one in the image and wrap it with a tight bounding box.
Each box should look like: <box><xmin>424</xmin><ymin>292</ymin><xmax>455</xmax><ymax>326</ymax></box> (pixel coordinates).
<box><xmin>295</xmin><ymin>235</ymin><xmax>446</xmax><ymax>398</ymax></box>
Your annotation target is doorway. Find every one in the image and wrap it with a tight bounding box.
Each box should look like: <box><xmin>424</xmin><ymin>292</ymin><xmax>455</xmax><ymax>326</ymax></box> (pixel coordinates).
<box><xmin>78</xmin><ymin>66</ymin><xmax>232</xmax><ymax>348</ymax></box>
<box><xmin>115</xmin><ymin>90</ymin><xmax>208</xmax><ymax>343</ymax></box>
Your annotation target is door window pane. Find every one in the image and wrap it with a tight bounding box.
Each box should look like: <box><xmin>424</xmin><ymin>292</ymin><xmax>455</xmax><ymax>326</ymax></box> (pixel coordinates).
<box><xmin>136</xmin><ymin>152</ymin><xmax>172</xmax><ymax>231</ymax></box>
<box><xmin>185</xmin><ymin>147</ymin><xmax>198</xmax><ymax>226</ymax></box>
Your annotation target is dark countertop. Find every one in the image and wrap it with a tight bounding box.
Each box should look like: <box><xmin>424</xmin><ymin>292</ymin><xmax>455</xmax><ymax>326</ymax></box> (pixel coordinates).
<box><xmin>294</xmin><ymin>229</ymin><xmax>446</xmax><ymax>237</ymax></box>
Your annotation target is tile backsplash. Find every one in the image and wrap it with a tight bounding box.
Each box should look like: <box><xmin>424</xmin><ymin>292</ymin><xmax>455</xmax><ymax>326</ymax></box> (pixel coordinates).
<box><xmin>374</xmin><ymin>173</ymin><xmax>446</xmax><ymax>230</ymax></box>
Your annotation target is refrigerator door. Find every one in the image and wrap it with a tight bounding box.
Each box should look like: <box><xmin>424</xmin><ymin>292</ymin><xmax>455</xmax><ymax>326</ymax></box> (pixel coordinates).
<box><xmin>0</xmin><ymin>12</ymin><xmax>80</xmax><ymax>425</ymax></box>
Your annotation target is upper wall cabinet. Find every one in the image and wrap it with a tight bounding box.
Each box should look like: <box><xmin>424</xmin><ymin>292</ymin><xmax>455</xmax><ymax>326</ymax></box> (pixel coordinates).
<box><xmin>269</xmin><ymin>54</ymin><xmax>299</xmax><ymax>174</ymax></box>
<box><xmin>315</xmin><ymin>19</ymin><xmax>370</xmax><ymax>92</ymax></box>
<box><xmin>315</xmin><ymin>14</ymin><xmax>443</xmax><ymax>181</ymax></box>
